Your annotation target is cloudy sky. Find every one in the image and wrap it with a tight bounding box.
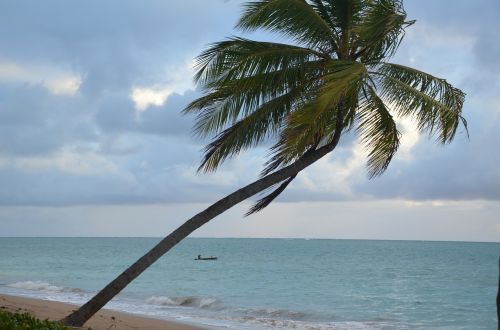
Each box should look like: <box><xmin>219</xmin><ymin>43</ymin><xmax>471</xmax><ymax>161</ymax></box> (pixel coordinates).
<box><xmin>0</xmin><ymin>0</ymin><xmax>499</xmax><ymax>241</ymax></box>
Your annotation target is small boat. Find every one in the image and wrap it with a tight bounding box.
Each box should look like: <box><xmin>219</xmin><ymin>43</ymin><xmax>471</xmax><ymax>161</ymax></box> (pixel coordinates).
<box><xmin>195</xmin><ymin>255</ymin><xmax>218</xmax><ymax>261</ymax></box>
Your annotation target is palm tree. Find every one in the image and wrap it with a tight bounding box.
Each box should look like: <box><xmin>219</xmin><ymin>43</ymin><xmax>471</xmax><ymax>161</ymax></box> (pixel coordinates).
<box><xmin>62</xmin><ymin>0</ymin><xmax>466</xmax><ymax>326</ymax></box>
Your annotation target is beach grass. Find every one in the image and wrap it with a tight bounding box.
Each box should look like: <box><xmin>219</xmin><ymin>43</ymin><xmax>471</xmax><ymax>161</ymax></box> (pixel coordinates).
<box><xmin>0</xmin><ymin>308</ymin><xmax>72</xmax><ymax>330</ymax></box>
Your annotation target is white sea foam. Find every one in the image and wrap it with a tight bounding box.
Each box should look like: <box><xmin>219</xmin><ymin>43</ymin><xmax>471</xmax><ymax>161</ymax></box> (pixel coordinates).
<box><xmin>7</xmin><ymin>281</ymin><xmax>82</xmax><ymax>294</ymax></box>
<box><xmin>237</xmin><ymin>307</ymin><xmax>307</xmax><ymax>319</ymax></box>
<box><xmin>146</xmin><ymin>295</ymin><xmax>219</xmax><ymax>309</ymax></box>
<box><xmin>229</xmin><ymin>316</ymin><xmax>381</xmax><ymax>330</ymax></box>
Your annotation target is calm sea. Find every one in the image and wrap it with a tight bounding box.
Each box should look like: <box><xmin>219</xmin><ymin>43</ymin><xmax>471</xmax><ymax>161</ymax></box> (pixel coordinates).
<box><xmin>0</xmin><ymin>238</ymin><xmax>497</xmax><ymax>329</ymax></box>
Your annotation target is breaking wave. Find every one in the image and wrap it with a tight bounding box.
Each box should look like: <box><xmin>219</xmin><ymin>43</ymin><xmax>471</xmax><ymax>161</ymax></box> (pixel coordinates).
<box><xmin>230</xmin><ymin>316</ymin><xmax>388</xmax><ymax>330</ymax></box>
<box><xmin>146</xmin><ymin>295</ymin><xmax>220</xmax><ymax>309</ymax></box>
<box><xmin>7</xmin><ymin>281</ymin><xmax>83</xmax><ymax>294</ymax></box>
<box><xmin>237</xmin><ymin>307</ymin><xmax>307</xmax><ymax>319</ymax></box>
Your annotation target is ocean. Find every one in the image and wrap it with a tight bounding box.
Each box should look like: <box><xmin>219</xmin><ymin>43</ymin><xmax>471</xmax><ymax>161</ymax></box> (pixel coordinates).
<box><xmin>0</xmin><ymin>238</ymin><xmax>497</xmax><ymax>329</ymax></box>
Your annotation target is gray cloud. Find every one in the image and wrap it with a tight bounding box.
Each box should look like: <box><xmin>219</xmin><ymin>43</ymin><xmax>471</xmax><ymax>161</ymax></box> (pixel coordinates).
<box><xmin>0</xmin><ymin>83</ymin><xmax>98</xmax><ymax>156</ymax></box>
<box><xmin>0</xmin><ymin>0</ymin><xmax>498</xmax><ymax>208</ymax></box>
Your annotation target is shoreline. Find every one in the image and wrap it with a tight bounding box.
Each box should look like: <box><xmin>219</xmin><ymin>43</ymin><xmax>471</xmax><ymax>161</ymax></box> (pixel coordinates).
<box><xmin>0</xmin><ymin>294</ymin><xmax>210</xmax><ymax>330</ymax></box>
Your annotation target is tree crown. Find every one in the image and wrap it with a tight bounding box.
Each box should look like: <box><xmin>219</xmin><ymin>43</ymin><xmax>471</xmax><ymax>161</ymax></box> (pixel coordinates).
<box><xmin>185</xmin><ymin>0</ymin><xmax>466</xmax><ymax>191</ymax></box>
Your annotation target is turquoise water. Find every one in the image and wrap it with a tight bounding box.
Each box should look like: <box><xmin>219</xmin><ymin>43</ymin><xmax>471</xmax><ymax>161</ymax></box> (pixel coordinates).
<box><xmin>0</xmin><ymin>238</ymin><xmax>498</xmax><ymax>329</ymax></box>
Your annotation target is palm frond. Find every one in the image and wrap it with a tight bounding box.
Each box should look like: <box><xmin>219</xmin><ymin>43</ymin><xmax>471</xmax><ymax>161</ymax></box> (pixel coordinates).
<box><xmin>237</xmin><ymin>0</ymin><xmax>337</xmax><ymax>49</ymax></box>
<box><xmin>308</xmin><ymin>0</ymin><xmax>339</xmax><ymax>36</ymax></box>
<box><xmin>352</xmin><ymin>0</ymin><xmax>414</xmax><ymax>61</ymax></box>
<box><xmin>192</xmin><ymin>37</ymin><xmax>325</xmax><ymax>87</ymax></box>
<box><xmin>245</xmin><ymin>174</ymin><xmax>296</xmax><ymax>216</ymax></box>
<box><xmin>357</xmin><ymin>83</ymin><xmax>400</xmax><ymax>178</ymax></box>
<box><xmin>371</xmin><ymin>62</ymin><xmax>467</xmax><ymax>143</ymax></box>
<box><xmin>186</xmin><ymin>60</ymin><xmax>323</xmax><ymax>137</ymax></box>
<box><xmin>265</xmin><ymin>60</ymin><xmax>367</xmax><ymax>172</ymax></box>
<box><xmin>328</xmin><ymin>0</ymin><xmax>365</xmax><ymax>57</ymax></box>
<box><xmin>184</xmin><ymin>38</ymin><xmax>326</xmax><ymax>138</ymax></box>
<box><xmin>197</xmin><ymin>87</ymin><xmax>307</xmax><ymax>172</ymax></box>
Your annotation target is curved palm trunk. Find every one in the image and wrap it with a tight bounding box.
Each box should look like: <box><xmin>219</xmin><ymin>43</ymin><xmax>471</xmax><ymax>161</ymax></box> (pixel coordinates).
<box><xmin>61</xmin><ymin>133</ymin><xmax>342</xmax><ymax>327</ymax></box>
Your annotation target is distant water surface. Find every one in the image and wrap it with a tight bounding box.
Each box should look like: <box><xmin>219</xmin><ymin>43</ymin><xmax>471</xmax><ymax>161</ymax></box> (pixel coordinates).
<box><xmin>0</xmin><ymin>238</ymin><xmax>498</xmax><ymax>329</ymax></box>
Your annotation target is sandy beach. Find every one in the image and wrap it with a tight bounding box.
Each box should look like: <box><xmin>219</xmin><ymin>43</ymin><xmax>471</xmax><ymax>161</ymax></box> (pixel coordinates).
<box><xmin>0</xmin><ymin>294</ymin><xmax>209</xmax><ymax>330</ymax></box>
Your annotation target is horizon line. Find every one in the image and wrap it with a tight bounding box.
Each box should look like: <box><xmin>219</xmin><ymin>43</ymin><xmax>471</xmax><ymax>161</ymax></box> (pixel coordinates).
<box><xmin>0</xmin><ymin>236</ymin><xmax>498</xmax><ymax>243</ymax></box>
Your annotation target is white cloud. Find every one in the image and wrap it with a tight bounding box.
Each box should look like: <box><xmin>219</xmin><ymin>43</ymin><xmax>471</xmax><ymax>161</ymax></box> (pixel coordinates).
<box><xmin>287</xmin><ymin>116</ymin><xmax>419</xmax><ymax>198</ymax></box>
<box><xmin>403</xmin><ymin>199</ymin><xmax>485</xmax><ymax>210</ymax></box>
<box><xmin>0</xmin><ymin>60</ymin><xmax>81</xmax><ymax>95</ymax></box>
<box><xmin>395</xmin><ymin>116</ymin><xmax>420</xmax><ymax>162</ymax></box>
<box><xmin>131</xmin><ymin>87</ymin><xmax>172</xmax><ymax>111</ymax></box>
<box><xmin>403</xmin><ymin>200</ymin><xmax>425</xmax><ymax>207</ymax></box>
<box><xmin>431</xmin><ymin>200</ymin><xmax>445</xmax><ymax>207</ymax></box>
<box><xmin>0</xmin><ymin>62</ymin><xmax>22</xmax><ymax>78</ymax></box>
<box><xmin>44</xmin><ymin>76</ymin><xmax>82</xmax><ymax>95</ymax></box>
<box><xmin>130</xmin><ymin>60</ymin><xmax>195</xmax><ymax>111</ymax></box>
<box><xmin>295</xmin><ymin>142</ymin><xmax>366</xmax><ymax>197</ymax></box>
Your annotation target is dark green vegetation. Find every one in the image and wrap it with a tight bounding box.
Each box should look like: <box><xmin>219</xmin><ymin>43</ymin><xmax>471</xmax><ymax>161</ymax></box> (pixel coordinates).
<box><xmin>63</xmin><ymin>0</ymin><xmax>467</xmax><ymax>327</ymax></box>
<box><xmin>0</xmin><ymin>309</ymin><xmax>71</xmax><ymax>330</ymax></box>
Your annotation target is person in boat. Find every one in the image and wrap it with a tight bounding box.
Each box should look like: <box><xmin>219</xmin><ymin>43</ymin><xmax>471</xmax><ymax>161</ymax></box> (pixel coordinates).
<box><xmin>196</xmin><ymin>255</ymin><xmax>217</xmax><ymax>260</ymax></box>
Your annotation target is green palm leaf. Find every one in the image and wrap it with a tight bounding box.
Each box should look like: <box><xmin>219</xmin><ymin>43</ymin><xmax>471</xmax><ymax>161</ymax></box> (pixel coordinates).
<box><xmin>371</xmin><ymin>62</ymin><xmax>467</xmax><ymax>143</ymax></box>
<box><xmin>237</xmin><ymin>0</ymin><xmax>337</xmax><ymax>48</ymax></box>
<box><xmin>193</xmin><ymin>38</ymin><xmax>325</xmax><ymax>86</ymax></box>
<box><xmin>269</xmin><ymin>60</ymin><xmax>366</xmax><ymax>167</ymax></box>
<box><xmin>197</xmin><ymin>88</ymin><xmax>305</xmax><ymax>172</ymax></box>
<box><xmin>358</xmin><ymin>84</ymin><xmax>400</xmax><ymax>178</ymax></box>
<box><xmin>352</xmin><ymin>0</ymin><xmax>414</xmax><ymax>61</ymax></box>
<box><xmin>185</xmin><ymin>38</ymin><xmax>326</xmax><ymax>138</ymax></box>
